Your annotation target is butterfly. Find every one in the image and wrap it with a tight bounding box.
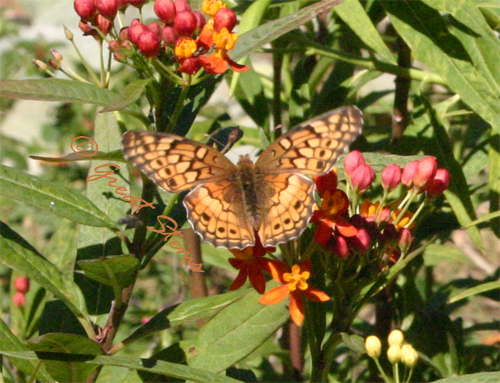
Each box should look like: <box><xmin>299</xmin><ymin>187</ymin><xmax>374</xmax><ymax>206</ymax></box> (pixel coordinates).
<box><xmin>122</xmin><ymin>106</ymin><xmax>363</xmax><ymax>249</ymax></box>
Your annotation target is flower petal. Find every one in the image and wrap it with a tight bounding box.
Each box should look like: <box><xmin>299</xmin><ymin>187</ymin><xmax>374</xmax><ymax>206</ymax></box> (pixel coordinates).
<box><xmin>226</xmin><ymin>56</ymin><xmax>250</xmax><ymax>72</ymax></box>
<box><xmin>303</xmin><ymin>286</ymin><xmax>330</xmax><ymax>302</ymax></box>
<box><xmin>289</xmin><ymin>293</ymin><xmax>305</xmax><ymax>326</ymax></box>
<box><xmin>336</xmin><ymin>217</ymin><xmax>358</xmax><ymax>237</ymax></box>
<box><xmin>229</xmin><ymin>269</ymin><xmax>248</xmax><ymax>291</ymax></box>
<box><xmin>199</xmin><ymin>52</ymin><xmax>228</xmax><ymax>74</ymax></box>
<box><xmin>259</xmin><ymin>284</ymin><xmax>289</xmax><ymax>305</ymax></box>
<box><xmin>249</xmin><ymin>267</ymin><xmax>266</xmax><ymax>294</ymax></box>
<box><xmin>266</xmin><ymin>260</ymin><xmax>289</xmax><ymax>283</ymax></box>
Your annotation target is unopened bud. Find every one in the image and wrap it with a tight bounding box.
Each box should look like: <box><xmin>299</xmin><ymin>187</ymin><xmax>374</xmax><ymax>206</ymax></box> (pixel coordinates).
<box><xmin>202</xmin><ymin>0</ymin><xmax>226</xmax><ymax>17</ymax></box>
<box><xmin>382</xmin><ymin>164</ymin><xmax>402</xmax><ymax>192</ymax></box>
<box><xmin>387</xmin><ymin>344</ymin><xmax>402</xmax><ymax>364</ymax></box>
<box><xmin>161</xmin><ymin>26</ymin><xmax>179</xmax><ymax>45</ymax></box>
<box><xmin>174</xmin><ymin>10</ymin><xmax>197</xmax><ymax>36</ymax></box>
<box><xmin>129</xmin><ymin>0</ymin><xmax>146</xmax><ymax>7</ymax></box>
<box><xmin>94</xmin><ymin>13</ymin><xmax>113</xmax><ymax>36</ymax></box>
<box><xmin>137</xmin><ymin>29</ymin><xmax>161</xmax><ymax>57</ymax></box>
<box><xmin>50</xmin><ymin>49</ymin><xmax>63</xmax><ymax>62</ymax></box>
<box><xmin>96</xmin><ymin>0</ymin><xmax>118</xmax><ymax>19</ymax></box>
<box><xmin>74</xmin><ymin>0</ymin><xmax>97</xmax><ymax>21</ymax></box>
<box><xmin>13</xmin><ymin>292</ymin><xmax>26</xmax><ymax>307</ymax></box>
<box><xmin>401</xmin><ymin>344</ymin><xmax>419</xmax><ymax>368</ymax></box>
<box><xmin>214</xmin><ymin>8</ymin><xmax>237</xmax><ymax>32</ymax></box>
<box><xmin>14</xmin><ymin>277</ymin><xmax>30</xmax><ymax>294</ymax></box>
<box><xmin>33</xmin><ymin>59</ymin><xmax>48</xmax><ymax>71</ymax></box>
<box><xmin>398</xmin><ymin>228</ymin><xmax>413</xmax><ymax>252</ymax></box>
<box><xmin>350</xmin><ymin>228</ymin><xmax>370</xmax><ymax>253</ymax></box>
<box><xmin>365</xmin><ymin>336</ymin><xmax>381</xmax><ymax>359</ymax></box>
<box><xmin>388</xmin><ymin>329</ymin><xmax>404</xmax><ymax>347</ymax></box>
<box><xmin>149</xmin><ymin>21</ymin><xmax>162</xmax><ymax>36</ymax></box>
<box><xmin>414</xmin><ymin>157</ymin><xmax>437</xmax><ymax>192</ymax></box>
<box><xmin>178</xmin><ymin>56</ymin><xmax>201</xmax><ymax>74</ymax></box>
<box><xmin>64</xmin><ymin>25</ymin><xmax>75</xmax><ymax>40</ymax></box>
<box><xmin>192</xmin><ymin>11</ymin><xmax>206</xmax><ymax>32</ymax></box>
<box><xmin>49</xmin><ymin>59</ymin><xmax>61</xmax><ymax>70</ymax></box>
<box><xmin>402</xmin><ymin>161</ymin><xmax>419</xmax><ymax>189</ymax></box>
<box><xmin>334</xmin><ymin>235</ymin><xmax>349</xmax><ymax>258</ymax></box>
<box><xmin>79</xmin><ymin>19</ymin><xmax>93</xmax><ymax>35</ymax></box>
<box><xmin>117</xmin><ymin>0</ymin><xmax>129</xmax><ymax>11</ymax></box>
<box><xmin>174</xmin><ymin>0</ymin><xmax>191</xmax><ymax>13</ymax></box>
<box><xmin>128</xmin><ymin>22</ymin><xmax>148</xmax><ymax>44</ymax></box>
<box><xmin>119</xmin><ymin>26</ymin><xmax>129</xmax><ymax>40</ymax></box>
<box><xmin>426</xmin><ymin>168</ymin><xmax>450</xmax><ymax>198</ymax></box>
<box><xmin>155</xmin><ymin>0</ymin><xmax>176</xmax><ymax>24</ymax></box>
<box><xmin>344</xmin><ymin>150</ymin><xmax>366</xmax><ymax>178</ymax></box>
<box><xmin>350</xmin><ymin>164</ymin><xmax>375</xmax><ymax>194</ymax></box>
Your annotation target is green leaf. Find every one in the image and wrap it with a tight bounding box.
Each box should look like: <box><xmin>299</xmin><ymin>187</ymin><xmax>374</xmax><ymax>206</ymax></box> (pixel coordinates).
<box><xmin>448</xmin><ymin>281</ymin><xmax>500</xmax><ymax>303</ymax></box>
<box><xmin>232</xmin><ymin>0</ymin><xmax>346</xmax><ymax>61</ymax></box>
<box><xmin>341</xmin><ymin>333</ymin><xmax>365</xmax><ymax>353</ymax></box>
<box><xmin>185</xmin><ymin>284</ymin><xmax>289</xmax><ymax>372</ymax></box>
<box><xmin>0</xmin><ymin>318</ymin><xmax>52</xmax><ymax>381</ymax></box>
<box><xmin>431</xmin><ymin>372</ymin><xmax>500</xmax><ymax>383</ymax></box>
<box><xmin>0</xmin><ymin>165</ymin><xmax>115</xmax><ymax>227</ymax></box>
<box><xmin>122</xmin><ymin>289</ymin><xmax>249</xmax><ymax>347</ymax></box>
<box><xmin>27</xmin><ymin>333</ymin><xmax>102</xmax><ymax>383</ymax></box>
<box><xmin>465</xmin><ymin>210</ymin><xmax>500</xmax><ymax>228</ymax></box>
<box><xmin>78</xmin><ymin>255</ymin><xmax>140</xmax><ymax>289</ymax></box>
<box><xmin>335</xmin><ymin>0</ymin><xmax>397</xmax><ymax>65</ymax></box>
<box><xmin>0</xmin><ymin>351</ymin><xmax>243</xmax><ymax>383</ymax></box>
<box><xmin>383</xmin><ymin>1</ymin><xmax>500</xmax><ymax>134</ymax></box>
<box><xmin>0</xmin><ymin>222</ymin><xmax>92</xmax><ymax>334</ymax></box>
<box><xmin>30</xmin><ymin>149</ymin><xmax>124</xmax><ymax>164</ymax></box>
<box><xmin>423</xmin><ymin>244</ymin><xmax>473</xmax><ymax>267</ymax></box>
<box><xmin>0</xmin><ymin>79</ymin><xmax>116</xmax><ymax>105</ymax></box>
<box><xmin>100</xmin><ymin>78</ymin><xmax>153</xmax><ymax>113</ymax></box>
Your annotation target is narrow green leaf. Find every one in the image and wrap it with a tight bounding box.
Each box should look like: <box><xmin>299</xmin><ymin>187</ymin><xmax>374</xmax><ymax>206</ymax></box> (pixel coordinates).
<box><xmin>0</xmin><ymin>165</ymin><xmax>115</xmax><ymax>227</ymax></box>
<box><xmin>465</xmin><ymin>210</ymin><xmax>500</xmax><ymax>228</ymax></box>
<box><xmin>78</xmin><ymin>255</ymin><xmax>140</xmax><ymax>289</ymax></box>
<box><xmin>0</xmin><ymin>351</ymin><xmax>243</xmax><ymax>383</ymax></box>
<box><xmin>100</xmin><ymin>78</ymin><xmax>153</xmax><ymax>113</ymax></box>
<box><xmin>0</xmin><ymin>318</ymin><xmax>52</xmax><ymax>381</ymax></box>
<box><xmin>232</xmin><ymin>0</ymin><xmax>346</xmax><ymax>61</ymax></box>
<box><xmin>448</xmin><ymin>281</ymin><xmax>500</xmax><ymax>303</ymax></box>
<box><xmin>0</xmin><ymin>223</ymin><xmax>91</xmax><ymax>332</ymax></box>
<box><xmin>28</xmin><ymin>333</ymin><xmax>102</xmax><ymax>383</ymax></box>
<box><xmin>30</xmin><ymin>149</ymin><xmax>124</xmax><ymax>163</ymax></box>
<box><xmin>185</xmin><ymin>284</ymin><xmax>289</xmax><ymax>372</ymax></box>
<box><xmin>383</xmin><ymin>1</ymin><xmax>500</xmax><ymax>134</ymax></box>
<box><xmin>335</xmin><ymin>0</ymin><xmax>397</xmax><ymax>65</ymax></box>
<box><xmin>0</xmin><ymin>79</ymin><xmax>116</xmax><ymax>105</ymax></box>
<box><xmin>341</xmin><ymin>333</ymin><xmax>365</xmax><ymax>353</ymax></box>
<box><xmin>431</xmin><ymin>371</ymin><xmax>500</xmax><ymax>383</ymax></box>
<box><xmin>123</xmin><ymin>289</ymin><xmax>249</xmax><ymax>346</ymax></box>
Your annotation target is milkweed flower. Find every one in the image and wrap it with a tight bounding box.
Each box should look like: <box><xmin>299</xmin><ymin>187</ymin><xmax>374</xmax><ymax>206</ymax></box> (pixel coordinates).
<box><xmin>259</xmin><ymin>260</ymin><xmax>330</xmax><ymax>326</ymax></box>
<box><xmin>228</xmin><ymin>234</ymin><xmax>274</xmax><ymax>294</ymax></box>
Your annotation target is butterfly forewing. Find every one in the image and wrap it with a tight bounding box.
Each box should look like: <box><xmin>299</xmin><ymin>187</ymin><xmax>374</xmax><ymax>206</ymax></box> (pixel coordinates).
<box><xmin>256</xmin><ymin>106</ymin><xmax>363</xmax><ymax>175</ymax></box>
<box><xmin>122</xmin><ymin>131</ymin><xmax>236</xmax><ymax>193</ymax></box>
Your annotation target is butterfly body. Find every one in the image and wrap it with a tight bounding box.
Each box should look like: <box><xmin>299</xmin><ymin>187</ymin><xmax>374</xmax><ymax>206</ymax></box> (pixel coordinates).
<box><xmin>122</xmin><ymin>106</ymin><xmax>363</xmax><ymax>249</ymax></box>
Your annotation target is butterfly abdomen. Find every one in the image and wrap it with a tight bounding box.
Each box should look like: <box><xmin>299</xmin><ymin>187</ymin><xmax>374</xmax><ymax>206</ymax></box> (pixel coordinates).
<box><xmin>237</xmin><ymin>156</ymin><xmax>265</xmax><ymax>230</ymax></box>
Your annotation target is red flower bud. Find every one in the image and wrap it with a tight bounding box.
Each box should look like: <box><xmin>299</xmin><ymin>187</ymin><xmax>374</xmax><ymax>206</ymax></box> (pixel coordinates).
<box><xmin>174</xmin><ymin>10</ymin><xmax>197</xmax><ymax>36</ymax></box>
<box><xmin>398</xmin><ymin>228</ymin><xmax>413</xmax><ymax>252</ymax></box>
<box><xmin>402</xmin><ymin>160</ymin><xmax>419</xmax><ymax>188</ymax></box>
<box><xmin>350</xmin><ymin>164</ymin><xmax>374</xmax><ymax>194</ymax></box>
<box><xmin>128</xmin><ymin>22</ymin><xmax>148</xmax><ymax>44</ymax></box>
<box><xmin>192</xmin><ymin>11</ymin><xmax>206</xmax><ymax>32</ymax></box>
<box><xmin>74</xmin><ymin>0</ymin><xmax>96</xmax><ymax>21</ymax></box>
<box><xmin>96</xmin><ymin>0</ymin><xmax>118</xmax><ymax>19</ymax></box>
<box><xmin>130</xmin><ymin>17</ymin><xmax>141</xmax><ymax>26</ymax></box>
<box><xmin>344</xmin><ymin>150</ymin><xmax>365</xmax><ymax>178</ymax></box>
<box><xmin>214</xmin><ymin>8</ymin><xmax>237</xmax><ymax>33</ymax></box>
<box><xmin>413</xmin><ymin>157</ymin><xmax>437</xmax><ymax>192</ymax></box>
<box><xmin>14</xmin><ymin>277</ymin><xmax>30</xmax><ymax>293</ymax></box>
<box><xmin>137</xmin><ymin>29</ymin><xmax>161</xmax><ymax>57</ymax></box>
<box><xmin>154</xmin><ymin>0</ymin><xmax>176</xmax><ymax>24</ymax></box>
<box><xmin>161</xmin><ymin>25</ymin><xmax>179</xmax><ymax>45</ymax></box>
<box><xmin>149</xmin><ymin>21</ymin><xmax>163</xmax><ymax>36</ymax></box>
<box><xmin>13</xmin><ymin>292</ymin><xmax>26</xmax><ymax>307</ymax></box>
<box><xmin>79</xmin><ymin>19</ymin><xmax>94</xmax><ymax>35</ymax></box>
<box><xmin>426</xmin><ymin>168</ymin><xmax>450</xmax><ymax>198</ymax></box>
<box><xmin>109</xmin><ymin>39</ymin><xmax>121</xmax><ymax>51</ymax></box>
<box><xmin>334</xmin><ymin>235</ymin><xmax>349</xmax><ymax>258</ymax></box>
<box><xmin>178</xmin><ymin>56</ymin><xmax>201</xmax><ymax>74</ymax></box>
<box><xmin>351</xmin><ymin>228</ymin><xmax>371</xmax><ymax>253</ymax></box>
<box><xmin>121</xmin><ymin>39</ymin><xmax>133</xmax><ymax>51</ymax></box>
<box><xmin>382</xmin><ymin>164</ymin><xmax>402</xmax><ymax>192</ymax></box>
<box><xmin>119</xmin><ymin>26</ymin><xmax>129</xmax><ymax>40</ymax></box>
<box><xmin>377</xmin><ymin>208</ymin><xmax>392</xmax><ymax>224</ymax></box>
<box><xmin>129</xmin><ymin>0</ymin><xmax>146</xmax><ymax>7</ymax></box>
<box><xmin>95</xmin><ymin>13</ymin><xmax>113</xmax><ymax>36</ymax></box>
<box><xmin>174</xmin><ymin>0</ymin><xmax>191</xmax><ymax>13</ymax></box>
<box><xmin>113</xmin><ymin>52</ymin><xmax>127</xmax><ymax>62</ymax></box>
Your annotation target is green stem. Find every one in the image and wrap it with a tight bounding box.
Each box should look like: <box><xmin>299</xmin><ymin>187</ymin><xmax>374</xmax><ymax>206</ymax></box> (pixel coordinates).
<box><xmin>375</xmin><ymin>357</ymin><xmax>393</xmax><ymax>383</ymax></box>
<box><xmin>306</xmin><ymin>46</ymin><xmax>446</xmax><ymax>86</ymax></box>
<box><xmin>406</xmin><ymin>367</ymin><xmax>414</xmax><ymax>383</ymax></box>
<box><xmin>405</xmin><ymin>197</ymin><xmax>428</xmax><ymax>228</ymax></box>
<box><xmin>394</xmin><ymin>362</ymin><xmax>400</xmax><ymax>383</ymax></box>
<box><xmin>59</xmin><ymin>61</ymin><xmax>91</xmax><ymax>83</ymax></box>
<box><xmin>165</xmin><ymin>78</ymin><xmax>191</xmax><ymax>133</ymax></box>
<box><xmin>393</xmin><ymin>189</ymin><xmax>418</xmax><ymax>227</ymax></box>
<box><xmin>27</xmin><ymin>361</ymin><xmax>43</xmax><ymax>383</ymax></box>
<box><xmin>152</xmin><ymin>57</ymin><xmax>184</xmax><ymax>85</ymax></box>
<box><xmin>68</xmin><ymin>33</ymin><xmax>101</xmax><ymax>86</ymax></box>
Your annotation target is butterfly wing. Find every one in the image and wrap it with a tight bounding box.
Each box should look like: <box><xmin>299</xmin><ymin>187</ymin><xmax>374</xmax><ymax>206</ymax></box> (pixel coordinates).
<box><xmin>183</xmin><ymin>181</ymin><xmax>255</xmax><ymax>249</ymax></box>
<box><xmin>255</xmin><ymin>106</ymin><xmax>363</xmax><ymax>247</ymax></box>
<box><xmin>122</xmin><ymin>131</ymin><xmax>236</xmax><ymax>193</ymax></box>
<box><xmin>255</xmin><ymin>106</ymin><xmax>363</xmax><ymax>175</ymax></box>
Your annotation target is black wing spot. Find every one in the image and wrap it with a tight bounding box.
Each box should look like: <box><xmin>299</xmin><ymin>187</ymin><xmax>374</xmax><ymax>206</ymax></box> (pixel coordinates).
<box><xmin>319</xmin><ymin>149</ymin><xmax>325</xmax><ymax>157</ymax></box>
<box><xmin>316</xmin><ymin>160</ymin><xmax>325</xmax><ymax>169</ymax></box>
<box><xmin>284</xmin><ymin>218</ymin><xmax>291</xmax><ymax>225</ymax></box>
<box><xmin>273</xmin><ymin>223</ymin><xmax>281</xmax><ymax>230</ymax></box>
<box><xmin>165</xmin><ymin>167</ymin><xmax>172</xmax><ymax>175</ymax></box>
<box><xmin>229</xmin><ymin>229</ymin><xmax>237</xmax><ymax>235</ymax></box>
<box><xmin>217</xmin><ymin>227</ymin><xmax>225</xmax><ymax>233</ymax></box>
<box><xmin>168</xmin><ymin>179</ymin><xmax>177</xmax><ymax>187</ymax></box>
<box><xmin>201</xmin><ymin>213</ymin><xmax>210</xmax><ymax>223</ymax></box>
<box><xmin>294</xmin><ymin>201</ymin><xmax>301</xmax><ymax>209</ymax></box>
<box><xmin>325</xmin><ymin>140</ymin><xmax>332</xmax><ymax>147</ymax></box>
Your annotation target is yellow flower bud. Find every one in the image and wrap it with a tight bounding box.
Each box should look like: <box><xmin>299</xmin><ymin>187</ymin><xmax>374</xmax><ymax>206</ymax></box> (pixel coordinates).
<box><xmin>365</xmin><ymin>336</ymin><xmax>382</xmax><ymax>359</ymax></box>
<box><xmin>401</xmin><ymin>344</ymin><xmax>419</xmax><ymax>368</ymax></box>
<box><xmin>388</xmin><ymin>329</ymin><xmax>404</xmax><ymax>347</ymax></box>
<box><xmin>387</xmin><ymin>344</ymin><xmax>402</xmax><ymax>364</ymax></box>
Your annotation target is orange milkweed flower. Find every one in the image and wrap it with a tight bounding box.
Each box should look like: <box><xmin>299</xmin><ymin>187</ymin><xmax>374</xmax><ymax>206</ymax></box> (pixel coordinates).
<box><xmin>202</xmin><ymin>0</ymin><xmax>226</xmax><ymax>17</ymax></box>
<box><xmin>259</xmin><ymin>260</ymin><xmax>330</xmax><ymax>326</ymax></box>
<box><xmin>311</xmin><ymin>189</ymin><xmax>358</xmax><ymax>246</ymax></box>
<box><xmin>228</xmin><ymin>234</ymin><xmax>275</xmax><ymax>294</ymax></box>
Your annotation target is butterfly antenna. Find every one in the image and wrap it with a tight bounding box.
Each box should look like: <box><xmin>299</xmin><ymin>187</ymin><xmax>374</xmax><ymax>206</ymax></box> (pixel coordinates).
<box><xmin>204</xmin><ymin>127</ymin><xmax>242</xmax><ymax>155</ymax></box>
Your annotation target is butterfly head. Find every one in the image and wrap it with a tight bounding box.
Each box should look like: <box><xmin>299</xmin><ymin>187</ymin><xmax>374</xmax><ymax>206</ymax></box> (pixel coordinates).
<box><xmin>237</xmin><ymin>154</ymin><xmax>254</xmax><ymax>167</ymax></box>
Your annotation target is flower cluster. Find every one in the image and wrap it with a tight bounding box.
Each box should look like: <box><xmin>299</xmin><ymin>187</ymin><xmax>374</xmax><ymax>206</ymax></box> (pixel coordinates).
<box><xmin>74</xmin><ymin>0</ymin><xmax>249</xmax><ymax>75</ymax></box>
<box><xmin>312</xmin><ymin>151</ymin><xmax>450</xmax><ymax>264</ymax></box>
<box><xmin>365</xmin><ymin>330</ymin><xmax>419</xmax><ymax>383</ymax></box>
<box><xmin>12</xmin><ymin>276</ymin><xmax>30</xmax><ymax>308</ymax></box>
<box><xmin>227</xmin><ymin>233</ymin><xmax>329</xmax><ymax>326</ymax></box>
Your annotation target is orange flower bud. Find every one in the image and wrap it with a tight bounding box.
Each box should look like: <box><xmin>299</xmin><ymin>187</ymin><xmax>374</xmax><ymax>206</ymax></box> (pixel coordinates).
<box><xmin>202</xmin><ymin>0</ymin><xmax>226</xmax><ymax>17</ymax></box>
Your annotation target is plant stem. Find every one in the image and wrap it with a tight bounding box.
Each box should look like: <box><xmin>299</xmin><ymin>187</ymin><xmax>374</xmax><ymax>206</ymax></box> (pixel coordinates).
<box><xmin>375</xmin><ymin>358</ymin><xmax>393</xmax><ymax>383</ymax></box>
<box><xmin>165</xmin><ymin>77</ymin><xmax>191</xmax><ymax>133</ymax></box>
